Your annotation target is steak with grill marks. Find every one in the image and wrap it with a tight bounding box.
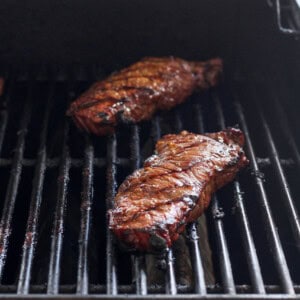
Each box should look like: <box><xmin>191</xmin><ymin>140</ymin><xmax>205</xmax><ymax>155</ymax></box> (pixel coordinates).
<box><xmin>66</xmin><ymin>57</ymin><xmax>222</xmax><ymax>135</ymax></box>
<box><xmin>109</xmin><ymin>128</ymin><xmax>249</xmax><ymax>252</ymax></box>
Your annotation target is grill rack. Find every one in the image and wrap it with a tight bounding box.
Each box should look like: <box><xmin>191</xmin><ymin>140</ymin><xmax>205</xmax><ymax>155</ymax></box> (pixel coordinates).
<box><xmin>268</xmin><ymin>0</ymin><xmax>300</xmax><ymax>35</ymax></box>
<box><xmin>0</xmin><ymin>65</ymin><xmax>299</xmax><ymax>299</ymax></box>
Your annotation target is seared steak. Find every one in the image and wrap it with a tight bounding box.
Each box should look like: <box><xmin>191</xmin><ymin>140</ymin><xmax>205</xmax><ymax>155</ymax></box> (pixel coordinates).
<box><xmin>67</xmin><ymin>57</ymin><xmax>222</xmax><ymax>135</ymax></box>
<box><xmin>109</xmin><ymin>128</ymin><xmax>248</xmax><ymax>252</ymax></box>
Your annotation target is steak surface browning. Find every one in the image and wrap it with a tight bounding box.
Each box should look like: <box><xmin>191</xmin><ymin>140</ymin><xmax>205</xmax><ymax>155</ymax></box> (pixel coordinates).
<box><xmin>67</xmin><ymin>57</ymin><xmax>222</xmax><ymax>135</ymax></box>
<box><xmin>109</xmin><ymin>128</ymin><xmax>248</xmax><ymax>252</ymax></box>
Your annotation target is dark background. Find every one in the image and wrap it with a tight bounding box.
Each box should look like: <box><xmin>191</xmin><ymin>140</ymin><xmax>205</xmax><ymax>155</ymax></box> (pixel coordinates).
<box><xmin>0</xmin><ymin>0</ymin><xmax>298</xmax><ymax>73</ymax></box>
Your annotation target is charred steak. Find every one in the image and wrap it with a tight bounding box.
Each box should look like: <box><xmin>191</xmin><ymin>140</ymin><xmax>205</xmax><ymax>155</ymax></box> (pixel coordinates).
<box><xmin>67</xmin><ymin>57</ymin><xmax>222</xmax><ymax>135</ymax></box>
<box><xmin>109</xmin><ymin>128</ymin><xmax>248</xmax><ymax>252</ymax></box>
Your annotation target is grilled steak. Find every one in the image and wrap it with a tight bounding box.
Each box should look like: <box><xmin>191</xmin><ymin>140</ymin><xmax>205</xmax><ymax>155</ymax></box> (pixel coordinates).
<box><xmin>67</xmin><ymin>57</ymin><xmax>222</xmax><ymax>135</ymax></box>
<box><xmin>109</xmin><ymin>128</ymin><xmax>248</xmax><ymax>252</ymax></box>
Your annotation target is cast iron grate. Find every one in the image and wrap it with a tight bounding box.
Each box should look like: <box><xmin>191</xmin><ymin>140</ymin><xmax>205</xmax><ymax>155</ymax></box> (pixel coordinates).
<box><xmin>0</xmin><ymin>64</ymin><xmax>299</xmax><ymax>299</ymax></box>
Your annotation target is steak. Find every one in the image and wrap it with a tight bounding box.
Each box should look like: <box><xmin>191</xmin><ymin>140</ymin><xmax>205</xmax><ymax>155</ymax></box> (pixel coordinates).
<box><xmin>109</xmin><ymin>128</ymin><xmax>248</xmax><ymax>252</ymax></box>
<box><xmin>67</xmin><ymin>57</ymin><xmax>222</xmax><ymax>135</ymax></box>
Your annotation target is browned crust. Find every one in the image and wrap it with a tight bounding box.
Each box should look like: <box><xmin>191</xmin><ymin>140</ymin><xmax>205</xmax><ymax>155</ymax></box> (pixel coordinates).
<box><xmin>67</xmin><ymin>57</ymin><xmax>223</xmax><ymax>135</ymax></box>
<box><xmin>109</xmin><ymin>128</ymin><xmax>248</xmax><ymax>252</ymax></box>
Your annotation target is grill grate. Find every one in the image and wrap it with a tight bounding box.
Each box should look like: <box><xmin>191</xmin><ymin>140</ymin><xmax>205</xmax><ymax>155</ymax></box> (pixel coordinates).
<box><xmin>0</xmin><ymin>65</ymin><xmax>299</xmax><ymax>299</ymax></box>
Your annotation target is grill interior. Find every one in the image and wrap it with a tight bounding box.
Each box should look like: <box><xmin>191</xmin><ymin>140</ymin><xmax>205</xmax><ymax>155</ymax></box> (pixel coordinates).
<box><xmin>0</xmin><ymin>62</ymin><xmax>299</xmax><ymax>299</ymax></box>
<box><xmin>0</xmin><ymin>1</ymin><xmax>300</xmax><ymax>299</ymax></box>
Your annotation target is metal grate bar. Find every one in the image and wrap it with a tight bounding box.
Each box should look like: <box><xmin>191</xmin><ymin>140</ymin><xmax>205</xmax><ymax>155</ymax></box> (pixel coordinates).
<box><xmin>76</xmin><ymin>135</ymin><xmax>94</xmax><ymax>295</ymax></box>
<box><xmin>0</xmin><ymin>157</ymin><xmax>128</xmax><ymax>169</ymax></box>
<box><xmin>150</xmin><ymin>116</ymin><xmax>177</xmax><ymax>295</ymax></box>
<box><xmin>174</xmin><ymin>109</ymin><xmax>206</xmax><ymax>294</ymax></box>
<box><xmin>194</xmin><ymin>104</ymin><xmax>205</xmax><ymax>135</ymax></box>
<box><xmin>165</xmin><ymin>249</ymin><xmax>177</xmax><ymax>295</ymax></box>
<box><xmin>2</xmin><ymin>283</ymin><xmax>300</xmax><ymax>294</ymax></box>
<box><xmin>0</xmin><ymin>79</ymin><xmax>33</xmax><ymax>281</ymax></box>
<box><xmin>106</xmin><ymin>134</ymin><xmax>118</xmax><ymax>295</ymax></box>
<box><xmin>130</xmin><ymin>125</ymin><xmax>147</xmax><ymax>295</ymax></box>
<box><xmin>233</xmin><ymin>181</ymin><xmax>266</xmax><ymax>293</ymax></box>
<box><xmin>271</xmin><ymin>91</ymin><xmax>300</xmax><ymax>168</ymax></box>
<box><xmin>256</xmin><ymin>158</ymin><xmax>294</xmax><ymax>168</ymax></box>
<box><xmin>17</xmin><ymin>82</ymin><xmax>54</xmax><ymax>294</ymax></box>
<box><xmin>151</xmin><ymin>115</ymin><xmax>161</xmax><ymax>143</ymax></box>
<box><xmin>174</xmin><ymin>110</ymin><xmax>183</xmax><ymax>133</ymax></box>
<box><xmin>0</xmin><ymin>293</ymin><xmax>300</xmax><ymax>299</ymax></box>
<box><xmin>74</xmin><ymin>66</ymin><xmax>95</xmax><ymax>294</ymax></box>
<box><xmin>133</xmin><ymin>255</ymin><xmax>147</xmax><ymax>295</ymax></box>
<box><xmin>234</xmin><ymin>100</ymin><xmax>295</xmax><ymax>295</ymax></box>
<box><xmin>186</xmin><ymin>223</ymin><xmax>207</xmax><ymax>294</ymax></box>
<box><xmin>130</xmin><ymin>125</ymin><xmax>141</xmax><ymax>170</ymax></box>
<box><xmin>195</xmin><ymin>99</ymin><xmax>235</xmax><ymax>294</ymax></box>
<box><xmin>2</xmin><ymin>156</ymin><xmax>293</xmax><ymax>169</ymax></box>
<box><xmin>274</xmin><ymin>0</ymin><xmax>300</xmax><ymax>35</ymax></box>
<box><xmin>47</xmin><ymin>121</ymin><xmax>71</xmax><ymax>294</ymax></box>
<box><xmin>211</xmin><ymin>197</ymin><xmax>236</xmax><ymax>294</ymax></box>
<box><xmin>213</xmin><ymin>93</ymin><xmax>265</xmax><ymax>294</ymax></box>
<box><xmin>256</xmin><ymin>101</ymin><xmax>300</xmax><ymax>250</ymax></box>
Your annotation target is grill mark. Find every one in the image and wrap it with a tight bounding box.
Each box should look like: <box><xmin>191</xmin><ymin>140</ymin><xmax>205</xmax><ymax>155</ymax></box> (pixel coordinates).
<box><xmin>116</xmin><ymin>151</ymin><xmax>238</xmax><ymax>209</ymax></box>
<box><xmin>105</xmin><ymin>75</ymin><xmax>168</xmax><ymax>86</ymax></box>
<box><xmin>74</xmin><ymin>86</ymin><xmax>157</xmax><ymax>112</ymax></box>
<box><xmin>75</xmin><ymin>96</ymin><xmax>120</xmax><ymax>111</ymax></box>
<box><xmin>93</xmin><ymin>86</ymin><xmax>156</xmax><ymax>98</ymax></box>
<box><xmin>113</xmin><ymin>60</ymin><xmax>190</xmax><ymax>80</ymax></box>
<box><xmin>156</xmin><ymin>139</ymin><xmax>209</xmax><ymax>154</ymax></box>
<box><xmin>113</xmin><ymin>86</ymin><xmax>155</xmax><ymax>95</ymax></box>
<box><xmin>120</xmin><ymin>138</ymin><xmax>240</xmax><ymax>193</ymax></box>
<box><xmin>118</xmin><ymin>161</ymin><xmax>241</xmax><ymax>230</ymax></box>
<box><xmin>99</xmin><ymin>86</ymin><xmax>162</xmax><ymax>103</ymax></box>
<box><xmin>108</xmin><ymin>72</ymin><xmax>174</xmax><ymax>83</ymax></box>
<box><xmin>122</xmin><ymin>196</ymin><xmax>197</xmax><ymax>226</ymax></box>
<box><xmin>75</xmin><ymin>99</ymin><xmax>103</xmax><ymax>110</ymax></box>
<box><xmin>118</xmin><ymin>177</ymin><xmax>198</xmax><ymax>206</ymax></box>
<box><xmin>115</xmin><ymin>163</ymin><xmax>242</xmax><ymax>227</ymax></box>
<box><xmin>88</xmin><ymin>85</ymin><xmax>156</xmax><ymax>94</ymax></box>
<box><xmin>122</xmin><ymin>185</ymin><xmax>208</xmax><ymax>250</ymax></box>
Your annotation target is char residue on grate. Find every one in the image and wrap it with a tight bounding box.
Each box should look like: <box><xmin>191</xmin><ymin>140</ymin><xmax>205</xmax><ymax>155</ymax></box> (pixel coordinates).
<box><xmin>0</xmin><ymin>65</ymin><xmax>299</xmax><ymax>299</ymax></box>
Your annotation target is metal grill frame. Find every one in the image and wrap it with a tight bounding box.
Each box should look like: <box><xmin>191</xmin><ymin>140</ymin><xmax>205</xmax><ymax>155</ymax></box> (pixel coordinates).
<box><xmin>0</xmin><ymin>65</ymin><xmax>299</xmax><ymax>299</ymax></box>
